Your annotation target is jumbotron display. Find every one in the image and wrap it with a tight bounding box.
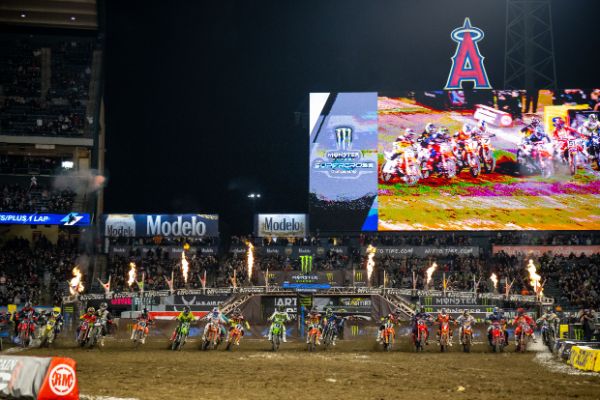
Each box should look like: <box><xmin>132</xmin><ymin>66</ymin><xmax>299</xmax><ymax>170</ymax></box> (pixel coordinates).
<box><xmin>309</xmin><ymin>90</ymin><xmax>600</xmax><ymax>231</ymax></box>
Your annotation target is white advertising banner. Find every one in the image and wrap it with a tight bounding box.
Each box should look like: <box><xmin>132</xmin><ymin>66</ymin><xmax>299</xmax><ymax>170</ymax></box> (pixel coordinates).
<box><xmin>256</xmin><ymin>214</ymin><xmax>308</xmax><ymax>237</ymax></box>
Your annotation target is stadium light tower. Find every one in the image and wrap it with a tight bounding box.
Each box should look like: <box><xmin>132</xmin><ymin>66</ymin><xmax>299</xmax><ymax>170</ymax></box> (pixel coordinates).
<box><xmin>503</xmin><ymin>0</ymin><xmax>557</xmax><ymax>90</ymax></box>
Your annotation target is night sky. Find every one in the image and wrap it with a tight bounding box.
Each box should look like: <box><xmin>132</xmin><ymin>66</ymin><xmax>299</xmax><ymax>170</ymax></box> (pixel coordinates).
<box><xmin>103</xmin><ymin>0</ymin><xmax>600</xmax><ymax>234</ymax></box>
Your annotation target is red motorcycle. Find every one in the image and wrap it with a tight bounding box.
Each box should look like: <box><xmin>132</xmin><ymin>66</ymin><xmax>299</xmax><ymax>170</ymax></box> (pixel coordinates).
<box><xmin>490</xmin><ymin>321</ymin><xmax>506</xmax><ymax>353</ymax></box>
<box><xmin>414</xmin><ymin>319</ymin><xmax>428</xmax><ymax>352</ymax></box>
<box><xmin>422</xmin><ymin>141</ymin><xmax>457</xmax><ymax>179</ymax></box>
<box><xmin>17</xmin><ymin>313</ymin><xmax>37</xmax><ymax>348</ymax></box>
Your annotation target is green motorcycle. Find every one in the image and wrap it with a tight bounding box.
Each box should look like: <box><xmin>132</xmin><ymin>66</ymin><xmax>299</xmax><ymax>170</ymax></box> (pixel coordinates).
<box><xmin>270</xmin><ymin>321</ymin><xmax>284</xmax><ymax>352</ymax></box>
<box><xmin>171</xmin><ymin>321</ymin><xmax>190</xmax><ymax>351</ymax></box>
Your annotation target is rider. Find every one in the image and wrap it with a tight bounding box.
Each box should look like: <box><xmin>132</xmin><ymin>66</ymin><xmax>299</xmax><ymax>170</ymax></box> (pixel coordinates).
<box><xmin>171</xmin><ymin>305</ymin><xmax>195</xmax><ymax>341</ymax></box>
<box><xmin>44</xmin><ymin>306</ymin><xmax>64</xmax><ymax>338</ymax></box>
<box><xmin>455</xmin><ymin>310</ymin><xmax>476</xmax><ymax>344</ymax></box>
<box><xmin>377</xmin><ymin>308</ymin><xmax>401</xmax><ymax>342</ymax></box>
<box><xmin>131</xmin><ymin>307</ymin><xmax>154</xmax><ymax>343</ymax></box>
<box><xmin>391</xmin><ymin>129</ymin><xmax>417</xmax><ymax>160</ymax></box>
<box><xmin>305</xmin><ymin>307</ymin><xmax>323</xmax><ymax>345</ymax></box>
<box><xmin>323</xmin><ymin>307</ymin><xmax>344</xmax><ymax>346</ymax></box>
<box><xmin>411</xmin><ymin>306</ymin><xmax>432</xmax><ymax>345</ymax></box>
<box><xmin>96</xmin><ymin>302</ymin><xmax>113</xmax><ymax>347</ymax></box>
<box><xmin>486</xmin><ymin>307</ymin><xmax>508</xmax><ymax>346</ymax></box>
<box><xmin>203</xmin><ymin>306</ymin><xmax>229</xmax><ymax>343</ymax></box>
<box><xmin>536</xmin><ymin>307</ymin><xmax>560</xmax><ymax>339</ymax></box>
<box><xmin>13</xmin><ymin>301</ymin><xmax>38</xmax><ymax>338</ymax></box>
<box><xmin>513</xmin><ymin>308</ymin><xmax>537</xmax><ymax>344</ymax></box>
<box><xmin>78</xmin><ymin>307</ymin><xmax>97</xmax><ymax>337</ymax></box>
<box><xmin>453</xmin><ymin>123</ymin><xmax>475</xmax><ymax>164</ymax></box>
<box><xmin>579</xmin><ymin>114</ymin><xmax>600</xmax><ymax>158</ymax></box>
<box><xmin>418</xmin><ymin>123</ymin><xmax>437</xmax><ymax>147</ymax></box>
<box><xmin>436</xmin><ymin>308</ymin><xmax>454</xmax><ymax>346</ymax></box>
<box><xmin>227</xmin><ymin>308</ymin><xmax>250</xmax><ymax>345</ymax></box>
<box><xmin>268</xmin><ymin>305</ymin><xmax>291</xmax><ymax>343</ymax></box>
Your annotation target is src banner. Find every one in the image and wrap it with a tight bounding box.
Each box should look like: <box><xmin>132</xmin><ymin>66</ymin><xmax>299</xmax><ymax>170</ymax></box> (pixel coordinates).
<box><xmin>0</xmin><ymin>212</ymin><xmax>91</xmax><ymax>226</ymax></box>
<box><xmin>102</xmin><ymin>214</ymin><xmax>219</xmax><ymax>237</ymax></box>
<box><xmin>361</xmin><ymin>246</ymin><xmax>479</xmax><ymax>257</ymax></box>
<box><xmin>310</xmin><ymin>89</ymin><xmax>600</xmax><ymax>231</ymax></box>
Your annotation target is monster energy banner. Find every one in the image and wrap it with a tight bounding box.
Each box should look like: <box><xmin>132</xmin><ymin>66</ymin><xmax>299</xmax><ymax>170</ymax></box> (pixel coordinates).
<box><xmin>300</xmin><ymin>255</ymin><xmax>313</xmax><ymax>273</ymax></box>
<box><xmin>362</xmin><ymin>246</ymin><xmax>480</xmax><ymax>258</ymax></box>
<box><xmin>420</xmin><ymin>305</ymin><xmax>496</xmax><ymax>322</ymax></box>
<box><xmin>421</xmin><ymin>295</ymin><xmax>492</xmax><ymax>306</ymax></box>
<box><xmin>258</xmin><ymin>270</ymin><xmax>346</xmax><ymax>286</ymax></box>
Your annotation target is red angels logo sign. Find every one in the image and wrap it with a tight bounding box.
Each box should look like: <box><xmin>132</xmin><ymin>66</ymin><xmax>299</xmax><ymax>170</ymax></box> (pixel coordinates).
<box><xmin>48</xmin><ymin>364</ymin><xmax>76</xmax><ymax>396</ymax></box>
<box><xmin>445</xmin><ymin>18</ymin><xmax>492</xmax><ymax>90</ymax></box>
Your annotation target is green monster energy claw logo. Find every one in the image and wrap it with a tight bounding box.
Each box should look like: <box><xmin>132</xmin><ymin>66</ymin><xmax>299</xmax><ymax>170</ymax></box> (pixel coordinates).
<box><xmin>351</xmin><ymin>325</ymin><xmax>359</xmax><ymax>336</ymax></box>
<box><xmin>300</xmin><ymin>255</ymin><xmax>313</xmax><ymax>274</ymax></box>
<box><xmin>424</xmin><ymin>297</ymin><xmax>433</xmax><ymax>306</ymax></box>
<box><xmin>355</xmin><ymin>271</ymin><xmax>363</xmax><ymax>281</ymax></box>
<box><xmin>326</xmin><ymin>272</ymin><xmax>333</xmax><ymax>282</ymax></box>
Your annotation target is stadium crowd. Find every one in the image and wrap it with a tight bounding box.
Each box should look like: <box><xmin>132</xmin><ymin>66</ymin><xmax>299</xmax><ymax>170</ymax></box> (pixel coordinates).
<box><xmin>0</xmin><ymin>36</ymin><xmax>95</xmax><ymax>137</ymax></box>
<box><xmin>0</xmin><ymin>181</ymin><xmax>76</xmax><ymax>212</ymax></box>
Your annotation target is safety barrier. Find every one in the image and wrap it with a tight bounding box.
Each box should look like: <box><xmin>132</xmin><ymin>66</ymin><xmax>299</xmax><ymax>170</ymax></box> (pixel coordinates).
<box><xmin>568</xmin><ymin>345</ymin><xmax>600</xmax><ymax>372</ymax></box>
<box><xmin>0</xmin><ymin>355</ymin><xmax>78</xmax><ymax>399</ymax></box>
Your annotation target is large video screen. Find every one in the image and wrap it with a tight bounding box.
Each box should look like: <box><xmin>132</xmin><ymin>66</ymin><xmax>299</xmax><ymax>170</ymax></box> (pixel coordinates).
<box><xmin>309</xmin><ymin>89</ymin><xmax>600</xmax><ymax>231</ymax></box>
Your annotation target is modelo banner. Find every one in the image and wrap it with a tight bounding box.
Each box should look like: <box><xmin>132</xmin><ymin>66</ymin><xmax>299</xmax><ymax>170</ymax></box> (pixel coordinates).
<box><xmin>361</xmin><ymin>246</ymin><xmax>480</xmax><ymax>257</ymax></box>
<box><xmin>0</xmin><ymin>212</ymin><xmax>91</xmax><ymax>226</ymax></box>
<box><xmin>102</xmin><ymin>214</ymin><xmax>219</xmax><ymax>237</ymax></box>
<box><xmin>255</xmin><ymin>213</ymin><xmax>308</xmax><ymax>237</ymax></box>
<box><xmin>257</xmin><ymin>246</ymin><xmax>348</xmax><ymax>257</ymax></box>
<box><xmin>492</xmin><ymin>245</ymin><xmax>600</xmax><ymax>257</ymax></box>
<box><xmin>108</xmin><ymin>246</ymin><xmax>218</xmax><ymax>257</ymax></box>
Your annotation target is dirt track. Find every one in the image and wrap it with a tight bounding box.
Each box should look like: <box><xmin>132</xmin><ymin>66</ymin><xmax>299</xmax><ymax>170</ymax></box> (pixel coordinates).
<box><xmin>21</xmin><ymin>339</ymin><xmax>600</xmax><ymax>400</ymax></box>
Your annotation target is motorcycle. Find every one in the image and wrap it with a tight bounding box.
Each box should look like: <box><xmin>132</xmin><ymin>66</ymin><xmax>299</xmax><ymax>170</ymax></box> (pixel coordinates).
<box><xmin>322</xmin><ymin>320</ymin><xmax>338</xmax><ymax>350</ymax></box>
<box><xmin>414</xmin><ymin>319</ymin><xmax>428</xmax><ymax>352</ymax></box>
<box><xmin>17</xmin><ymin>315</ymin><xmax>36</xmax><ymax>348</ymax></box>
<box><xmin>380</xmin><ymin>147</ymin><xmax>421</xmax><ymax>186</ymax></box>
<box><xmin>86</xmin><ymin>321</ymin><xmax>103</xmax><ymax>349</ymax></box>
<box><xmin>515</xmin><ymin>322</ymin><xmax>531</xmax><ymax>353</ymax></box>
<box><xmin>460</xmin><ymin>322</ymin><xmax>474</xmax><ymax>353</ymax></box>
<box><xmin>588</xmin><ymin>135</ymin><xmax>600</xmax><ymax>170</ymax></box>
<box><xmin>490</xmin><ymin>321</ymin><xmax>506</xmax><ymax>353</ymax></box>
<box><xmin>422</xmin><ymin>141</ymin><xmax>457</xmax><ymax>179</ymax></box>
<box><xmin>225</xmin><ymin>323</ymin><xmax>244</xmax><ymax>351</ymax></box>
<box><xmin>454</xmin><ymin>138</ymin><xmax>481</xmax><ymax>177</ymax></box>
<box><xmin>381</xmin><ymin>320</ymin><xmax>395</xmax><ymax>352</ymax></box>
<box><xmin>477</xmin><ymin>134</ymin><xmax>496</xmax><ymax>173</ymax></box>
<box><xmin>517</xmin><ymin>141</ymin><xmax>554</xmax><ymax>178</ymax></box>
<box><xmin>39</xmin><ymin>317</ymin><xmax>58</xmax><ymax>348</ymax></box>
<box><xmin>132</xmin><ymin>319</ymin><xmax>150</xmax><ymax>348</ymax></box>
<box><xmin>270</xmin><ymin>321</ymin><xmax>284</xmax><ymax>352</ymax></box>
<box><xmin>77</xmin><ymin>320</ymin><xmax>93</xmax><ymax>347</ymax></box>
<box><xmin>201</xmin><ymin>321</ymin><xmax>221</xmax><ymax>351</ymax></box>
<box><xmin>539</xmin><ymin>320</ymin><xmax>552</xmax><ymax>347</ymax></box>
<box><xmin>306</xmin><ymin>324</ymin><xmax>321</xmax><ymax>352</ymax></box>
<box><xmin>171</xmin><ymin>321</ymin><xmax>190</xmax><ymax>351</ymax></box>
<box><xmin>438</xmin><ymin>321</ymin><xmax>451</xmax><ymax>352</ymax></box>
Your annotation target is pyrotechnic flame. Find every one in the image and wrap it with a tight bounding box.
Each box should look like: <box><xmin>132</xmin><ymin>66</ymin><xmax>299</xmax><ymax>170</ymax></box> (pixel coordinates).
<box><xmin>247</xmin><ymin>242</ymin><xmax>254</xmax><ymax>280</ymax></box>
<box><xmin>181</xmin><ymin>251</ymin><xmax>189</xmax><ymax>284</ymax></box>
<box><xmin>366</xmin><ymin>245</ymin><xmax>376</xmax><ymax>283</ymax></box>
<box><xmin>426</xmin><ymin>262</ymin><xmax>437</xmax><ymax>285</ymax></box>
<box><xmin>69</xmin><ymin>267</ymin><xmax>84</xmax><ymax>295</ymax></box>
<box><xmin>127</xmin><ymin>262</ymin><xmax>136</xmax><ymax>287</ymax></box>
<box><xmin>490</xmin><ymin>273</ymin><xmax>498</xmax><ymax>290</ymax></box>
<box><xmin>527</xmin><ymin>259</ymin><xmax>544</xmax><ymax>297</ymax></box>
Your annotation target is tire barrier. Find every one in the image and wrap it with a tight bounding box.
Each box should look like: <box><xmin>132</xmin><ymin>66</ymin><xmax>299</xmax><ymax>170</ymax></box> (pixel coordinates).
<box><xmin>0</xmin><ymin>356</ymin><xmax>78</xmax><ymax>399</ymax></box>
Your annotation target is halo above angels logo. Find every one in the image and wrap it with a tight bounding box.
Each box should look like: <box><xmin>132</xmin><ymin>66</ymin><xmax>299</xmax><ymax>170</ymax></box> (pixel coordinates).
<box><xmin>445</xmin><ymin>18</ymin><xmax>491</xmax><ymax>90</ymax></box>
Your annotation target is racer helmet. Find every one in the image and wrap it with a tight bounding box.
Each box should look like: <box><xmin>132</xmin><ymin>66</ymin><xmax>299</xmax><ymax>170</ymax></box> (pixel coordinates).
<box><xmin>440</xmin><ymin>308</ymin><xmax>447</xmax><ymax>315</ymax></box>
<box><xmin>99</xmin><ymin>302</ymin><xmax>108</xmax><ymax>310</ymax></box>
<box><xmin>463</xmin><ymin>310</ymin><xmax>469</xmax><ymax>316</ymax></box>
<box><xmin>517</xmin><ymin>307</ymin><xmax>525</xmax><ymax>316</ymax></box>
<box><xmin>590</xmin><ymin>114</ymin><xmax>598</xmax><ymax>123</ymax></box>
<box><xmin>183</xmin><ymin>306</ymin><xmax>191</xmax><ymax>314</ymax></box>
<box><xmin>553</xmin><ymin>117</ymin><xmax>565</xmax><ymax>128</ymax></box>
<box><xmin>24</xmin><ymin>302</ymin><xmax>32</xmax><ymax>309</ymax></box>
<box><xmin>52</xmin><ymin>307</ymin><xmax>61</xmax><ymax>317</ymax></box>
<box><xmin>493</xmin><ymin>307</ymin><xmax>499</xmax><ymax>314</ymax></box>
<box><xmin>325</xmin><ymin>307</ymin><xmax>333</xmax><ymax>316</ymax></box>
<box><xmin>87</xmin><ymin>307</ymin><xmax>95</xmax><ymax>314</ymax></box>
<box><xmin>425</xmin><ymin>123</ymin><xmax>436</xmax><ymax>134</ymax></box>
<box><xmin>394</xmin><ymin>307</ymin><xmax>402</xmax><ymax>315</ymax></box>
<box><xmin>277</xmin><ymin>305</ymin><xmax>285</xmax><ymax>312</ymax></box>
<box><xmin>478</xmin><ymin>120</ymin><xmax>487</xmax><ymax>133</ymax></box>
<box><xmin>462</xmin><ymin>124</ymin><xmax>474</xmax><ymax>135</ymax></box>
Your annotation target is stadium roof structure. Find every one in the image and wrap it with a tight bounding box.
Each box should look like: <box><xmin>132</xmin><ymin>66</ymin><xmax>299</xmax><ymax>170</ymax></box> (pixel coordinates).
<box><xmin>0</xmin><ymin>0</ymin><xmax>98</xmax><ymax>30</ymax></box>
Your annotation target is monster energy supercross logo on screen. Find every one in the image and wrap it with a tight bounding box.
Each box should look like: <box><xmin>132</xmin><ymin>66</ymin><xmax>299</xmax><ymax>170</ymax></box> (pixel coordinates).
<box><xmin>300</xmin><ymin>255</ymin><xmax>313</xmax><ymax>274</ymax></box>
<box><xmin>335</xmin><ymin>127</ymin><xmax>353</xmax><ymax>150</ymax></box>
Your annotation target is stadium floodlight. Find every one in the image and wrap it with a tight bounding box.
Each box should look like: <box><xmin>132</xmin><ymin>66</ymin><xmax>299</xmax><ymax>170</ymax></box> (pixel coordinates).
<box><xmin>20</xmin><ymin>13</ymin><xmax>26</xmax><ymax>18</ymax></box>
<box><xmin>62</xmin><ymin>161</ymin><xmax>74</xmax><ymax>169</ymax></box>
<box><xmin>248</xmin><ymin>193</ymin><xmax>262</xmax><ymax>199</ymax></box>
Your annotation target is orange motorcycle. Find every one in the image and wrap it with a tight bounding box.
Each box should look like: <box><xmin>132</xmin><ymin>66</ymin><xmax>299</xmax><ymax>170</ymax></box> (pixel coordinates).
<box><xmin>381</xmin><ymin>320</ymin><xmax>396</xmax><ymax>352</ymax></box>
<box><xmin>306</xmin><ymin>324</ymin><xmax>321</xmax><ymax>352</ymax></box>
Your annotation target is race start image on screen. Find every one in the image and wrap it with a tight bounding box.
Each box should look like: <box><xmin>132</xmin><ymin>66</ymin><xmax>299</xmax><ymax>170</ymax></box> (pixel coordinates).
<box><xmin>309</xmin><ymin>90</ymin><xmax>600</xmax><ymax>231</ymax></box>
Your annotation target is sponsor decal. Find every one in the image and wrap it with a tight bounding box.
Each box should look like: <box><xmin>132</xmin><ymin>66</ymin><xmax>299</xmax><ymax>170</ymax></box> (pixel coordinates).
<box><xmin>48</xmin><ymin>364</ymin><xmax>76</xmax><ymax>396</ymax></box>
<box><xmin>0</xmin><ymin>212</ymin><xmax>91</xmax><ymax>226</ymax></box>
<box><xmin>256</xmin><ymin>214</ymin><xmax>307</xmax><ymax>237</ymax></box>
<box><xmin>300</xmin><ymin>255</ymin><xmax>313</xmax><ymax>274</ymax></box>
